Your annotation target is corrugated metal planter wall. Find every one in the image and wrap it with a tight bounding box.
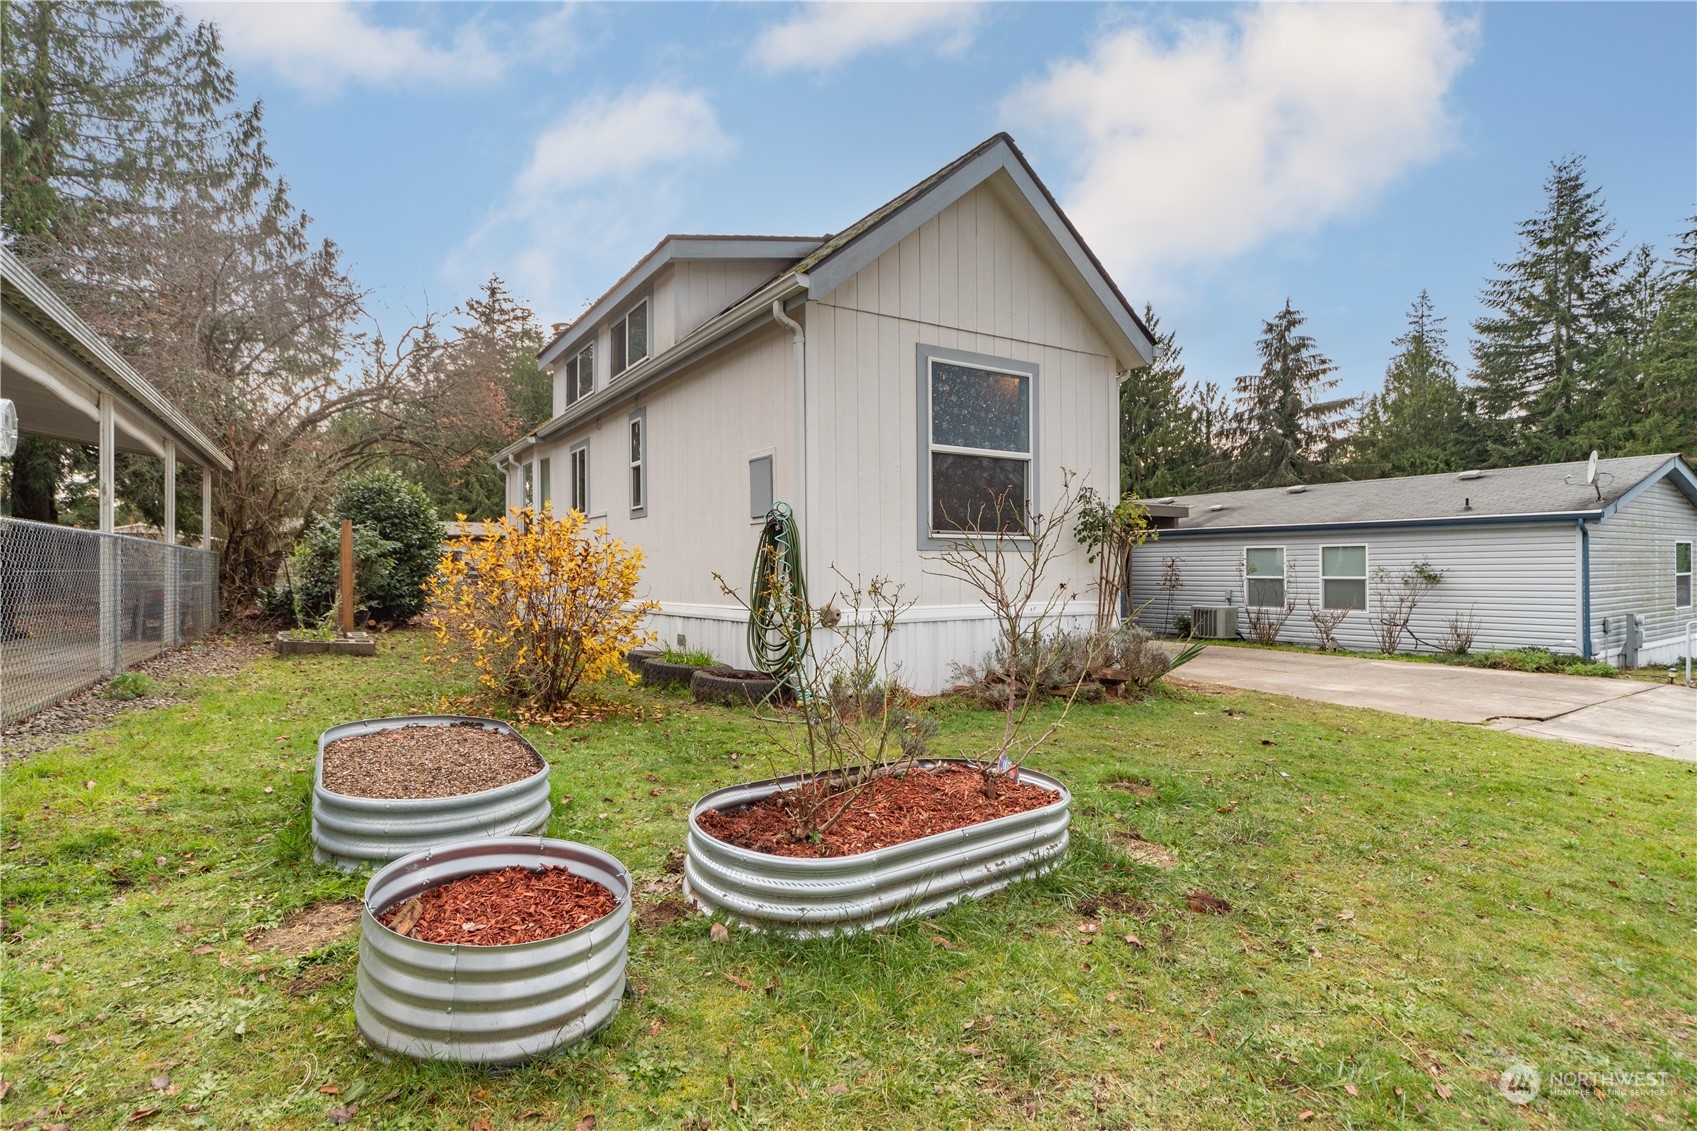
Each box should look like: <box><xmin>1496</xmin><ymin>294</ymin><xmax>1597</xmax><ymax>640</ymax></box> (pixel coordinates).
<box><xmin>356</xmin><ymin>837</ymin><xmax>631</xmax><ymax>1065</ymax></box>
<box><xmin>685</xmin><ymin>759</ymin><xmax>1070</xmax><ymax>937</ymax></box>
<box><xmin>313</xmin><ymin>716</ymin><xmax>552</xmax><ymax>870</ymax></box>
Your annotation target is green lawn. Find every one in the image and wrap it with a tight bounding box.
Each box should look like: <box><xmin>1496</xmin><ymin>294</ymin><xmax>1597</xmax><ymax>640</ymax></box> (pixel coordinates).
<box><xmin>2</xmin><ymin>631</ymin><xmax>1692</xmax><ymax>1129</ymax></box>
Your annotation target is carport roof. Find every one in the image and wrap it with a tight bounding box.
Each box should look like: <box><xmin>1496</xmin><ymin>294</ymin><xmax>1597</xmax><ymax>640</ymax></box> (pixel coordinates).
<box><xmin>1156</xmin><ymin>454</ymin><xmax>1696</xmax><ymax>536</ymax></box>
<box><xmin>1</xmin><ymin>247</ymin><xmax>231</xmax><ymax>471</ymax></box>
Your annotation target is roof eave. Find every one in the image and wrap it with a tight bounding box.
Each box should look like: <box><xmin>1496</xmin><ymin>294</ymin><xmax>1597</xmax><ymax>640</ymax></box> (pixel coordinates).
<box><xmin>1155</xmin><ymin>510</ymin><xmax>1607</xmax><ymax>538</ymax></box>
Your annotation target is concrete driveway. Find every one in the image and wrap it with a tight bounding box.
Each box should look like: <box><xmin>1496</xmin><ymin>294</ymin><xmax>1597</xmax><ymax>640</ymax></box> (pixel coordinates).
<box><xmin>1176</xmin><ymin>646</ymin><xmax>1696</xmax><ymax>761</ymax></box>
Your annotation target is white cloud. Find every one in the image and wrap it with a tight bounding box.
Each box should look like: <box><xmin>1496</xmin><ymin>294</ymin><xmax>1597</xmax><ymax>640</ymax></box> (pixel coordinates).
<box><xmin>450</xmin><ymin>87</ymin><xmax>736</xmax><ymax>317</ymax></box>
<box><xmin>188</xmin><ymin>2</ymin><xmax>574</xmax><ymax>92</ymax></box>
<box><xmin>750</xmin><ymin>2</ymin><xmax>983</xmax><ymax>73</ymax></box>
<box><xmin>1004</xmin><ymin>4</ymin><xmax>1475</xmax><ymax>287</ymax></box>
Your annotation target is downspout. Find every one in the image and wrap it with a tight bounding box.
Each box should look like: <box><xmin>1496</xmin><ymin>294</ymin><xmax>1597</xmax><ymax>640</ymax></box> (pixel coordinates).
<box><xmin>771</xmin><ymin>296</ymin><xmax>808</xmax><ymax>577</ymax></box>
<box><xmin>1578</xmin><ymin>517</ymin><xmax>1593</xmax><ymax>660</ymax></box>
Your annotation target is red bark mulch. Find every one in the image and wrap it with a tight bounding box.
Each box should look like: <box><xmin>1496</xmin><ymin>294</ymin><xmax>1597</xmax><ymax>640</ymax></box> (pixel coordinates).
<box><xmin>696</xmin><ymin>763</ymin><xmax>1056</xmax><ymax>858</ymax></box>
<box><xmin>378</xmin><ymin>866</ymin><xmax>617</xmax><ymax>946</ymax></box>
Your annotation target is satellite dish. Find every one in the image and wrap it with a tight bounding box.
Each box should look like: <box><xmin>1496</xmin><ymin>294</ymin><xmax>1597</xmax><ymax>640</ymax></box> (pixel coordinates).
<box><xmin>1585</xmin><ymin>450</ymin><xmax>1599</xmax><ymax>485</ymax></box>
<box><xmin>0</xmin><ymin>398</ymin><xmax>17</xmax><ymax>459</ymax></box>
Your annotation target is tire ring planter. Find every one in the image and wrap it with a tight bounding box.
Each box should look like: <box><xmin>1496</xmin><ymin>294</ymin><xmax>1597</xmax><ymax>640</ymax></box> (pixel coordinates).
<box><xmin>689</xmin><ymin>667</ymin><xmax>792</xmax><ymax>708</ymax></box>
<box><xmin>639</xmin><ymin>656</ymin><xmax>727</xmax><ymax>690</ymax></box>
<box><xmin>356</xmin><ymin>836</ymin><xmax>630</xmax><ymax>1065</ymax></box>
<box><xmin>313</xmin><ymin>716</ymin><xmax>552</xmax><ymax>870</ymax></box>
<box><xmin>684</xmin><ymin>758</ymin><xmax>1071</xmax><ymax>937</ymax></box>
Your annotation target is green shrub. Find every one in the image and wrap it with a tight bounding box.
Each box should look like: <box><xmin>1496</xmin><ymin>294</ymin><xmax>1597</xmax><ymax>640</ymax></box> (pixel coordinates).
<box><xmin>101</xmin><ymin>672</ymin><xmax>157</xmax><ymax>701</ymax></box>
<box><xmin>261</xmin><ymin>471</ymin><xmax>439</xmax><ymax>625</ymax></box>
<box><xmin>1460</xmin><ymin>647</ymin><xmax>1617</xmax><ymax>678</ymax></box>
<box><xmin>659</xmin><ymin>647</ymin><xmax>718</xmax><ymax>668</ymax></box>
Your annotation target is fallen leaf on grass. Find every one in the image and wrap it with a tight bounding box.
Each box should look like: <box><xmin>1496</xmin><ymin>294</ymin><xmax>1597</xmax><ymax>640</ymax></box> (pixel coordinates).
<box><xmin>1337</xmin><ymin>909</ymin><xmax>1355</xmax><ymax>921</ymax></box>
<box><xmin>575</xmin><ymin>1115</ymin><xmax>597</xmax><ymax>1130</ymax></box>
<box><xmin>1078</xmin><ymin>921</ymin><xmax>1099</xmax><ymax>934</ymax></box>
<box><xmin>649</xmin><ymin>1019</ymin><xmax>663</xmax><ymax>1036</ymax></box>
<box><xmin>469</xmin><ymin>1119</ymin><xmax>491</xmax><ymax>1131</ymax></box>
<box><xmin>709</xmin><ymin>923</ymin><xmax>729</xmax><ymax>942</ymax></box>
<box><xmin>0</xmin><ymin>1080</ymin><xmax>11</xmax><ymax>1099</ymax></box>
<box><xmin>1435</xmin><ymin>1084</ymin><xmax>1452</xmax><ymax>1100</ymax></box>
<box><xmin>1344</xmin><ymin>1083</ymin><xmax>1359</xmax><ymax>1097</ymax></box>
<box><xmin>1123</xmin><ymin>933</ymin><xmax>1144</xmax><ymax>948</ymax></box>
<box><xmin>1185</xmin><ymin>892</ymin><xmax>1231</xmax><ymax>915</ymax></box>
<box><xmin>263</xmin><ymin>786</ymin><xmax>274</xmax><ymax>794</ymax></box>
<box><xmin>1298</xmin><ymin>1111</ymin><xmax>1314</xmax><ymax>1122</ymax></box>
<box><xmin>327</xmin><ymin>1103</ymin><xmax>359</xmax><ymax>1124</ymax></box>
<box><xmin>317</xmin><ymin>1086</ymin><xmax>341</xmax><ymax>1095</ymax></box>
<box><xmin>44</xmin><ymin>1033</ymin><xmax>67</xmax><ymax>1045</ymax></box>
<box><xmin>192</xmin><ymin>945</ymin><xmax>215</xmax><ymax>955</ymax></box>
<box><xmin>929</xmin><ymin>935</ymin><xmax>957</xmax><ymax>950</ymax></box>
<box><xmin>724</xmin><ymin>973</ymin><xmax>754</xmax><ymax>991</ymax></box>
<box><xmin>151</xmin><ymin>1075</ymin><xmax>170</xmax><ymax>1091</ymax></box>
<box><xmin>127</xmin><ymin>1107</ymin><xmax>160</xmax><ymax>1123</ymax></box>
<box><xmin>825</xmin><ymin>1084</ymin><xmax>848</xmax><ymax>1096</ymax></box>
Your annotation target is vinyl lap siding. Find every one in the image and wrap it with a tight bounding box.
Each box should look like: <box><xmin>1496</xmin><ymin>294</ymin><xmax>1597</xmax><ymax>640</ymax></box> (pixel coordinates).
<box><xmin>1128</xmin><ymin>524</ymin><xmax>1580</xmax><ymax>655</ymax></box>
<box><xmin>1588</xmin><ymin>478</ymin><xmax>1697</xmax><ymax>662</ymax></box>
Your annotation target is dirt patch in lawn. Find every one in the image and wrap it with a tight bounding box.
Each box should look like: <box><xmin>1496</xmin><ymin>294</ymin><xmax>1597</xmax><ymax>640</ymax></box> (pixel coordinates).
<box><xmin>284</xmin><ymin>963</ymin><xmax>348</xmax><ymax>998</ymax></box>
<box><xmin>635</xmin><ymin>897</ymin><xmax>692</xmax><ymax>931</ymax></box>
<box><xmin>378</xmin><ymin>866</ymin><xmax>617</xmax><ymax>946</ymax></box>
<box><xmin>321</xmin><ymin>722</ymin><xmax>541</xmax><ymax>799</ymax></box>
<box><xmin>696</xmin><ymin>763</ymin><xmax>1056</xmax><ymax>858</ymax></box>
<box><xmin>1108</xmin><ymin>777</ymin><xmax>1159</xmax><ymax>799</ymax></box>
<box><xmin>1113</xmin><ymin>831</ymin><xmax>1176</xmax><ymax>868</ymax></box>
<box><xmin>248</xmin><ymin>901</ymin><xmax>361</xmax><ymax>956</ymax></box>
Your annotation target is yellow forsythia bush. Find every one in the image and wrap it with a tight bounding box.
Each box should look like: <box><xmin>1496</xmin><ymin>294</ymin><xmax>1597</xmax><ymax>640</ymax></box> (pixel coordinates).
<box><xmin>425</xmin><ymin>507</ymin><xmax>658</xmax><ymax>711</ymax></box>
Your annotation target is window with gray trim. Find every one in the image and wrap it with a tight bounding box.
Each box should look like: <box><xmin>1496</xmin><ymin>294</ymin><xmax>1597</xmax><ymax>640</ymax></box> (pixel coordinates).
<box><xmin>538</xmin><ymin>457</ymin><xmax>552</xmax><ymax>511</ymax></box>
<box><xmin>1677</xmin><ymin>540</ymin><xmax>1692</xmax><ymax>608</ymax></box>
<box><xmin>922</xmin><ymin>350</ymin><xmax>1033</xmax><ymax>536</ymax></box>
<box><xmin>564</xmin><ymin>342</ymin><xmax>594</xmax><ymax>405</ymax></box>
<box><xmin>612</xmin><ymin>299</ymin><xmax>648</xmax><ymax>377</ymax></box>
<box><xmin>569</xmin><ymin>440</ymin><xmax>589</xmax><ymax>515</ymax></box>
<box><xmin>627</xmin><ymin>409</ymin><xmax>647</xmax><ymax>517</ymax></box>
<box><xmin>1321</xmin><ymin>545</ymin><xmax>1367</xmax><ymax>610</ymax></box>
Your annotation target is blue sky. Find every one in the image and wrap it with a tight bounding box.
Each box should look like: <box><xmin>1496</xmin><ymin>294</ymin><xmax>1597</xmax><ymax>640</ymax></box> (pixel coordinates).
<box><xmin>192</xmin><ymin>1</ymin><xmax>1695</xmax><ymax>401</ymax></box>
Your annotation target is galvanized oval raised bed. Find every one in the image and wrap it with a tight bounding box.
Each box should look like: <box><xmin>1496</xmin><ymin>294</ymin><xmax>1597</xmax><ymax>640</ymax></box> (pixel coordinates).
<box><xmin>356</xmin><ymin>836</ymin><xmax>630</xmax><ymax>1065</ymax></box>
<box><xmin>313</xmin><ymin>716</ymin><xmax>552</xmax><ymax>870</ymax></box>
<box><xmin>684</xmin><ymin>759</ymin><xmax>1070</xmax><ymax>937</ymax></box>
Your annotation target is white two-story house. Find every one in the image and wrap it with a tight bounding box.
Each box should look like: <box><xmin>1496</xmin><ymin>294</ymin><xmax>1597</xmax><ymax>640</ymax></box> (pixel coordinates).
<box><xmin>496</xmin><ymin>133</ymin><xmax>1155</xmax><ymax>692</ymax></box>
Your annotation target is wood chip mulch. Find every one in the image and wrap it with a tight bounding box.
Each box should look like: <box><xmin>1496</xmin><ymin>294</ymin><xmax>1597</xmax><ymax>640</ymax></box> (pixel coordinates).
<box><xmin>696</xmin><ymin>763</ymin><xmax>1056</xmax><ymax>858</ymax></box>
<box><xmin>320</xmin><ymin>723</ymin><xmax>541</xmax><ymax>799</ymax></box>
<box><xmin>378</xmin><ymin>866</ymin><xmax>617</xmax><ymax>946</ymax></box>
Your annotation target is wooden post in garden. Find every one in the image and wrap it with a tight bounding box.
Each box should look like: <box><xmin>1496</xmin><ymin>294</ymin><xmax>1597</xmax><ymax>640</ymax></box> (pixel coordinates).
<box><xmin>338</xmin><ymin>518</ymin><xmax>355</xmax><ymax>636</ymax></box>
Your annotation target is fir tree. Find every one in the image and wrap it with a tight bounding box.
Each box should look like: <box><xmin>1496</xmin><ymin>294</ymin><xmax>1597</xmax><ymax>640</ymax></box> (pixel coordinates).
<box><xmin>1351</xmin><ymin>291</ymin><xmax>1467</xmax><ymax>477</ymax></box>
<box><xmin>1225</xmin><ymin>300</ymin><xmax>1355</xmax><ymax>488</ymax></box>
<box><xmin>1470</xmin><ymin>156</ymin><xmax>1627</xmax><ymax>464</ymax></box>
<box><xmin>1632</xmin><ymin>219</ymin><xmax>1697</xmax><ymax>455</ymax></box>
<box><xmin>1119</xmin><ymin>304</ymin><xmax>1218</xmax><ymax>498</ymax></box>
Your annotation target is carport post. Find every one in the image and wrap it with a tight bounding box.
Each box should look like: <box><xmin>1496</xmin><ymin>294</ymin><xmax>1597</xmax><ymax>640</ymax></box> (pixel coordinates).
<box><xmin>98</xmin><ymin>391</ymin><xmax>118</xmax><ymax>673</ymax></box>
<box><xmin>163</xmin><ymin>438</ymin><xmax>179</xmax><ymax>648</ymax></box>
<box><xmin>201</xmin><ymin>467</ymin><xmax>212</xmax><ymax>549</ymax></box>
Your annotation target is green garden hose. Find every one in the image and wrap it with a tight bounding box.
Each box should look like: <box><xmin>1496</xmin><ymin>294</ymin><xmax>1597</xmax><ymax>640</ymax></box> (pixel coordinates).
<box><xmin>747</xmin><ymin>502</ymin><xmax>809</xmax><ymax>684</ymax></box>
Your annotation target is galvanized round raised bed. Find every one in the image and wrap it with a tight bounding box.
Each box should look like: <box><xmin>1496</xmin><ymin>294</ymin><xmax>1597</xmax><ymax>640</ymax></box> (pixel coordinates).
<box><xmin>356</xmin><ymin>836</ymin><xmax>630</xmax><ymax>1065</ymax></box>
<box><xmin>313</xmin><ymin>716</ymin><xmax>552</xmax><ymax>870</ymax></box>
<box><xmin>684</xmin><ymin>759</ymin><xmax>1070</xmax><ymax>937</ymax></box>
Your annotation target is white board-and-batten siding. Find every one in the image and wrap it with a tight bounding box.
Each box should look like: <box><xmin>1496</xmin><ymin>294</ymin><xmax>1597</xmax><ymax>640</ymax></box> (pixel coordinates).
<box><xmin>1589</xmin><ymin>477</ymin><xmax>1697</xmax><ymax>665</ymax></box>
<box><xmin>1127</xmin><ymin>524</ymin><xmax>1582</xmax><ymax>655</ymax></box>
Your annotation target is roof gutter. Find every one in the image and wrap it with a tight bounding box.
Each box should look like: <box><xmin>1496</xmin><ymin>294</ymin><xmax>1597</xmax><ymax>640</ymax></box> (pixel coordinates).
<box><xmin>1152</xmin><ymin>510</ymin><xmax>1609</xmax><ymax>539</ymax></box>
<box><xmin>495</xmin><ymin>271</ymin><xmax>811</xmax><ymax>466</ymax></box>
<box><xmin>770</xmin><ymin>298</ymin><xmax>808</xmax><ymax>578</ymax></box>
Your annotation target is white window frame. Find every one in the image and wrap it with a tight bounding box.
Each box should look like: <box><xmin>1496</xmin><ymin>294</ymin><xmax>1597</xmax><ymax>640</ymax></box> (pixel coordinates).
<box><xmin>1244</xmin><ymin>546</ymin><xmax>1287</xmax><ymax>608</ymax></box>
<box><xmin>569</xmin><ymin>440</ymin><xmax>590</xmax><ymax>516</ymax></box>
<box><xmin>916</xmin><ymin>344</ymin><xmax>1038</xmax><ymax>548</ymax></box>
<box><xmin>611</xmin><ymin>298</ymin><xmax>649</xmax><ymax>378</ymax></box>
<box><xmin>1677</xmin><ymin>539</ymin><xmax>1692</xmax><ymax>609</ymax></box>
<box><xmin>537</xmin><ymin>457</ymin><xmax>552</xmax><ymax>512</ymax></box>
<box><xmin>1320</xmin><ymin>544</ymin><xmax>1369</xmax><ymax>611</ymax></box>
<box><xmin>627</xmin><ymin>408</ymin><xmax>647</xmax><ymax>518</ymax></box>
<box><xmin>520</xmin><ymin>459</ymin><xmax>534</xmax><ymax>510</ymax></box>
<box><xmin>564</xmin><ymin>342</ymin><xmax>595</xmax><ymax>405</ymax></box>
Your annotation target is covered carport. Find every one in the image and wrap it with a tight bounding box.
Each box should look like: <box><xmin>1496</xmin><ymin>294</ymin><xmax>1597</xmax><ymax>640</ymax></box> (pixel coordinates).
<box><xmin>1</xmin><ymin>247</ymin><xmax>233</xmax><ymax>721</ymax></box>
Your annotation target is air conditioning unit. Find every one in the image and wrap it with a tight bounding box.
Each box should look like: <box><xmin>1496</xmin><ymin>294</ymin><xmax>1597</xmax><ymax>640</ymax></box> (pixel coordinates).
<box><xmin>1190</xmin><ymin>605</ymin><xmax>1238</xmax><ymax>640</ymax></box>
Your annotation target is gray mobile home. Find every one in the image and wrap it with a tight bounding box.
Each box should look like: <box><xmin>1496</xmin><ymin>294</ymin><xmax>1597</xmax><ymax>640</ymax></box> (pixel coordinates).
<box><xmin>1128</xmin><ymin>454</ymin><xmax>1697</xmax><ymax>668</ymax></box>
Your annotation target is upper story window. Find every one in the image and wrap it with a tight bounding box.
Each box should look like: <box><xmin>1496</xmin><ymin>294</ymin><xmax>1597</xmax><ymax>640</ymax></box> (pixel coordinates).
<box><xmin>1321</xmin><ymin>545</ymin><xmax>1368</xmax><ymax>610</ymax></box>
<box><xmin>564</xmin><ymin>342</ymin><xmax>595</xmax><ymax>406</ymax></box>
<box><xmin>1244</xmin><ymin>547</ymin><xmax>1286</xmax><ymax>607</ymax></box>
<box><xmin>1677</xmin><ymin>540</ymin><xmax>1692</xmax><ymax>608</ymax></box>
<box><xmin>923</xmin><ymin>350</ymin><xmax>1033</xmax><ymax>538</ymax></box>
<box><xmin>611</xmin><ymin>299</ymin><xmax>649</xmax><ymax>378</ymax></box>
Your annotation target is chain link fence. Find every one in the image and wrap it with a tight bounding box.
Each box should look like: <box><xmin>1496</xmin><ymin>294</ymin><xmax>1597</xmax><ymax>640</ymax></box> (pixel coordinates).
<box><xmin>1</xmin><ymin>517</ymin><xmax>218</xmax><ymax>723</ymax></box>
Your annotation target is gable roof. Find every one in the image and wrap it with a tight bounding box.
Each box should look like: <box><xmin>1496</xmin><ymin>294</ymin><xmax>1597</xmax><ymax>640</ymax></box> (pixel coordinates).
<box><xmin>794</xmin><ymin>133</ymin><xmax>1154</xmax><ymax>368</ymax></box>
<box><xmin>1155</xmin><ymin>454</ymin><xmax>1697</xmax><ymax>537</ymax></box>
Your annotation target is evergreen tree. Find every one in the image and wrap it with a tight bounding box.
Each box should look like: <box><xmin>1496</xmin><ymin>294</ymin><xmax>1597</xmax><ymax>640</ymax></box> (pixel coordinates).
<box><xmin>1119</xmin><ymin>304</ymin><xmax>1217</xmax><ymax>498</ymax></box>
<box><xmin>1633</xmin><ymin>219</ymin><xmax>1697</xmax><ymax>455</ymax></box>
<box><xmin>1350</xmin><ymin>291</ymin><xmax>1467</xmax><ymax>477</ymax></box>
<box><xmin>1224</xmin><ymin>300</ymin><xmax>1355</xmax><ymax>488</ymax></box>
<box><xmin>1470</xmin><ymin>157</ymin><xmax>1627</xmax><ymax>464</ymax></box>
